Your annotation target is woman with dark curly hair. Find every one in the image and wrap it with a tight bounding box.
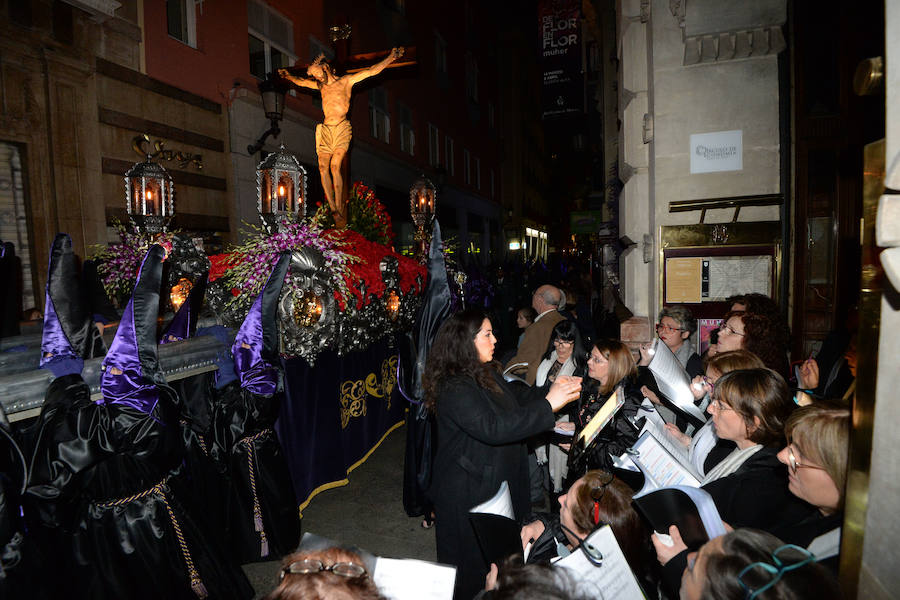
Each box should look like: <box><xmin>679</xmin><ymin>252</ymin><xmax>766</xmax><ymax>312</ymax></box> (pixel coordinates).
<box><xmin>424</xmin><ymin>308</ymin><xmax>582</xmax><ymax>600</ymax></box>
<box><xmin>715</xmin><ymin>310</ymin><xmax>790</xmax><ymax>378</ymax></box>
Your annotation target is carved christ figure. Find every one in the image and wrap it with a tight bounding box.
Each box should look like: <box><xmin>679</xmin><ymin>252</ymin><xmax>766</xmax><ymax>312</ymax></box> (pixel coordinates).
<box><xmin>278</xmin><ymin>47</ymin><xmax>405</xmax><ymax>229</ymax></box>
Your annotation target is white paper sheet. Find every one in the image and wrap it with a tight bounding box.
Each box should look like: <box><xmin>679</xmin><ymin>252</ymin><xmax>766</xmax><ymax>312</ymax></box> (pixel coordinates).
<box><xmin>469</xmin><ymin>480</ymin><xmax>515</xmax><ymax>520</ymax></box>
<box><xmin>374</xmin><ymin>557</ymin><xmax>457</xmax><ymax>600</ymax></box>
<box><xmin>553</xmin><ymin>526</ymin><xmax>646</xmax><ymax>599</ymax></box>
<box><xmin>647</xmin><ymin>340</ymin><xmax>707</xmax><ymax>423</ymax></box>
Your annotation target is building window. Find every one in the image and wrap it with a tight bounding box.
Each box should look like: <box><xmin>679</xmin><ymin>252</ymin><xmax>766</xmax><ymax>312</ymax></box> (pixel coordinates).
<box><xmin>475</xmin><ymin>157</ymin><xmax>481</xmax><ymax>189</ymax></box>
<box><xmin>428</xmin><ymin>124</ymin><xmax>440</xmax><ymax>167</ymax></box>
<box><xmin>445</xmin><ymin>136</ymin><xmax>455</xmax><ymax>176</ymax></box>
<box><xmin>248</xmin><ymin>0</ymin><xmax>295</xmax><ymax>79</ymax></box>
<box><xmin>464</xmin><ymin>149</ymin><xmax>471</xmax><ymax>185</ymax></box>
<box><xmin>167</xmin><ymin>0</ymin><xmax>197</xmax><ymax>47</ymax></box>
<box><xmin>399</xmin><ymin>104</ymin><xmax>415</xmax><ymax>155</ymax></box>
<box><xmin>369</xmin><ymin>87</ymin><xmax>390</xmax><ymax>143</ymax></box>
<box><xmin>465</xmin><ymin>53</ymin><xmax>479</xmax><ymax>102</ymax></box>
<box><xmin>434</xmin><ymin>31</ymin><xmax>448</xmax><ymax>75</ymax></box>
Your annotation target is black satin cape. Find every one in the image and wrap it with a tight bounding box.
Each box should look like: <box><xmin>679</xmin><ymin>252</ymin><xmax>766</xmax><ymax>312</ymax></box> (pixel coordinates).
<box><xmin>401</xmin><ymin>221</ymin><xmax>451</xmax><ymax>518</ymax></box>
<box><xmin>209</xmin><ymin>381</ymin><xmax>300</xmax><ymax>564</ymax></box>
<box><xmin>24</xmin><ymin>374</ymin><xmax>254</xmax><ymax>600</ymax></box>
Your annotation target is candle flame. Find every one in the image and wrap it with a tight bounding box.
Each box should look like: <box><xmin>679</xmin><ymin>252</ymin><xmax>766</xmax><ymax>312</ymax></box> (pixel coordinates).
<box><xmin>278</xmin><ymin>185</ymin><xmax>285</xmax><ymax>196</ymax></box>
<box><xmin>145</xmin><ymin>190</ymin><xmax>152</xmax><ymax>200</ymax></box>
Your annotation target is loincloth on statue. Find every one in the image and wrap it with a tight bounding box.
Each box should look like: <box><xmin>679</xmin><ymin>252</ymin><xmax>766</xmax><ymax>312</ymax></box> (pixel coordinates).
<box><xmin>315</xmin><ymin>120</ymin><xmax>352</xmax><ymax>154</ymax></box>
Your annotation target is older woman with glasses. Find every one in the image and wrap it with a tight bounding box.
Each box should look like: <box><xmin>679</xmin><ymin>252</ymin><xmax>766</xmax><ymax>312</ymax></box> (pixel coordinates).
<box><xmin>518</xmin><ymin>470</ymin><xmax>656</xmax><ymax>592</ymax></box>
<box><xmin>770</xmin><ymin>404</ymin><xmax>849</xmax><ymax>572</ymax></box>
<box><xmin>677</xmin><ymin>529</ymin><xmax>840</xmax><ymax>600</ymax></box>
<box><xmin>639</xmin><ymin>305</ymin><xmax>703</xmax><ymax>378</ymax></box>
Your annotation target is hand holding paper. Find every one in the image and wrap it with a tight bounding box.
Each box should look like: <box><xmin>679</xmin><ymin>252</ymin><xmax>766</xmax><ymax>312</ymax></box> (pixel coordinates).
<box><xmin>652</xmin><ymin>525</ymin><xmax>688</xmax><ymax>566</ymax></box>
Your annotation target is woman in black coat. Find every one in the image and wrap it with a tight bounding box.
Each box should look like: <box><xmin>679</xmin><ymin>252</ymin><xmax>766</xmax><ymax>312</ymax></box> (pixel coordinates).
<box><xmin>564</xmin><ymin>339</ymin><xmax>643</xmax><ymax>483</ymax></box>
<box><xmin>424</xmin><ymin>308</ymin><xmax>582</xmax><ymax>600</ymax></box>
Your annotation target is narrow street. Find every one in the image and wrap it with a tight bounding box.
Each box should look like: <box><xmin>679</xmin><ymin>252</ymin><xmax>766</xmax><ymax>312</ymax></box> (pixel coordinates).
<box><xmin>242</xmin><ymin>423</ymin><xmax>436</xmax><ymax>597</ymax></box>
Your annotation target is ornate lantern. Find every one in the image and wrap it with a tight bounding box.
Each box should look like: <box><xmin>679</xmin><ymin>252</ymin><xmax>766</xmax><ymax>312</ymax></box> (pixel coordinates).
<box><xmin>257</xmin><ymin>144</ymin><xmax>307</xmax><ymax>233</ymax></box>
<box><xmin>125</xmin><ymin>157</ymin><xmax>175</xmax><ymax>234</ymax></box>
<box><xmin>409</xmin><ymin>175</ymin><xmax>437</xmax><ymax>260</ymax></box>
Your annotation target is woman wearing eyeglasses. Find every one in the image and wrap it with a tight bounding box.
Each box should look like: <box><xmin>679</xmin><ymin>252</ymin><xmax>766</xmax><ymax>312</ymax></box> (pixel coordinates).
<box><xmin>698</xmin><ymin>369</ymin><xmax>810</xmax><ymax>530</ymax></box>
<box><xmin>566</xmin><ymin>340</ymin><xmax>644</xmax><ymax>480</ymax></box>
<box><xmin>714</xmin><ymin>310</ymin><xmax>791</xmax><ymax>379</ymax></box>
<box><xmin>770</xmin><ymin>404</ymin><xmax>849</xmax><ymax>572</ymax></box>
<box><xmin>265</xmin><ymin>547</ymin><xmax>385</xmax><ymax>600</ymax></box>
<box><xmin>639</xmin><ymin>306</ymin><xmax>703</xmax><ymax>378</ymax></box>
<box><xmin>533</xmin><ymin>320</ymin><xmax>587</xmax><ymax>495</ymax></box>
<box><xmin>678</xmin><ymin>529</ymin><xmax>840</xmax><ymax>600</ymax></box>
<box><xmin>517</xmin><ymin>470</ymin><xmax>656</xmax><ymax>593</ymax></box>
<box><xmin>664</xmin><ymin>350</ymin><xmax>766</xmax><ymax>476</ymax></box>
<box><xmin>424</xmin><ymin>308</ymin><xmax>582</xmax><ymax>600</ymax></box>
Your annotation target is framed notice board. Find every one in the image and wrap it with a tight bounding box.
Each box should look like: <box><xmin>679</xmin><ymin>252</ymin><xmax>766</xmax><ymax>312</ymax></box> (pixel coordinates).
<box><xmin>658</xmin><ymin>221</ymin><xmax>783</xmax><ymax>325</ymax></box>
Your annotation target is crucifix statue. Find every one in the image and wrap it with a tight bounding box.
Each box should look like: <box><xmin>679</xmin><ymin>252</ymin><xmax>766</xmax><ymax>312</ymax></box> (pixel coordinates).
<box><xmin>278</xmin><ymin>47</ymin><xmax>405</xmax><ymax>229</ymax></box>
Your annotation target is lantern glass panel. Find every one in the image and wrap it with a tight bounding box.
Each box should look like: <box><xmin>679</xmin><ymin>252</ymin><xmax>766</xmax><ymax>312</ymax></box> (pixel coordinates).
<box><xmin>277</xmin><ymin>173</ymin><xmax>293</xmax><ymax>212</ymax></box>
<box><xmin>261</xmin><ymin>171</ymin><xmax>274</xmax><ymax>213</ymax></box>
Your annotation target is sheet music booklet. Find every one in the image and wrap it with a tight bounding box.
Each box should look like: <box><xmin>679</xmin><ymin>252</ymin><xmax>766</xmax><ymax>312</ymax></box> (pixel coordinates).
<box><xmin>646</xmin><ymin>339</ymin><xmax>707</xmax><ymax>426</ymax></box>
<box><xmin>552</xmin><ymin>525</ymin><xmax>647</xmax><ymax>599</ymax></box>
<box><xmin>632</xmin><ymin>485</ymin><xmax>727</xmax><ymax>551</ymax></box>
<box><xmin>570</xmin><ymin>385</ymin><xmax>625</xmax><ymax>454</ymax></box>
<box><xmin>628</xmin><ymin>427</ymin><xmax>703</xmax><ymax>494</ymax></box>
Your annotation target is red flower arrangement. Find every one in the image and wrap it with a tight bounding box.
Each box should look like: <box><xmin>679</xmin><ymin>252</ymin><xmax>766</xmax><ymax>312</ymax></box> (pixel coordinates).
<box><xmin>312</xmin><ymin>181</ymin><xmax>395</xmax><ymax>247</ymax></box>
<box><xmin>329</xmin><ymin>229</ymin><xmax>426</xmax><ymax>309</ymax></box>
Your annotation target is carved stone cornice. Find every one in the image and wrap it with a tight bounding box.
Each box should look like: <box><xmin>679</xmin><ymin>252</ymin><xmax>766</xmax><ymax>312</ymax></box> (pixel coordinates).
<box><xmin>673</xmin><ymin>0</ymin><xmax>787</xmax><ymax>65</ymax></box>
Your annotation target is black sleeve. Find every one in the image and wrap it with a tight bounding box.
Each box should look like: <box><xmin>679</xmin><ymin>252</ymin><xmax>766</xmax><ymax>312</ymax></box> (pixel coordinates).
<box><xmin>661</xmin><ymin>550</ymin><xmax>689</xmax><ymax>599</ymax></box>
<box><xmin>686</xmin><ymin>353</ymin><xmax>704</xmax><ymax>379</ymax></box>
<box><xmin>440</xmin><ymin>378</ymin><xmax>555</xmax><ymax>446</ymax></box>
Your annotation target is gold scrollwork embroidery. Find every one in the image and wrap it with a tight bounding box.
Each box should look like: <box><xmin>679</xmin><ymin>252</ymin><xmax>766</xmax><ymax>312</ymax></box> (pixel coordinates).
<box><xmin>339</xmin><ymin>355</ymin><xmax>399</xmax><ymax>428</ymax></box>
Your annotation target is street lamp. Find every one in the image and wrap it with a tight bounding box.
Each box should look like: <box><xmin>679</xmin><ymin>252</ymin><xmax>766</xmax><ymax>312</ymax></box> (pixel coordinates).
<box><xmin>124</xmin><ymin>157</ymin><xmax>175</xmax><ymax>235</ymax></box>
<box><xmin>256</xmin><ymin>144</ymin><xmax>307</xmax><ymax>233</ymax></box>
<box><xmin>409</xmin><ymin>175</ymin><xmax>436</xmax><ymax>261</ymax></box>
<box><xmin>247</xmin><ymin>75</ymin><xmax>288</xmax><ymax>155</ymax></box>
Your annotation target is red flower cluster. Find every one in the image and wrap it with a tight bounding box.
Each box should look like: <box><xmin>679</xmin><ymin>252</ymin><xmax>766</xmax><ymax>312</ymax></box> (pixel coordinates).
<box><xmin>328</xmin><ymin>229</ymin><xmax>426</xmax><ymax>309</ymax></box>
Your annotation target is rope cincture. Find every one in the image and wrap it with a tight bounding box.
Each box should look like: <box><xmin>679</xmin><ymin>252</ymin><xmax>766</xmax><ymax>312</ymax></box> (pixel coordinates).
<box><xmin>96</xmin><ymin>476</ymin><xmax>209</xmax><ymax>599</ymax></box>
<box><xmin>242</xmin><ymin>428</ymin><xmax>272</xmax><ymax>558</ymax></box>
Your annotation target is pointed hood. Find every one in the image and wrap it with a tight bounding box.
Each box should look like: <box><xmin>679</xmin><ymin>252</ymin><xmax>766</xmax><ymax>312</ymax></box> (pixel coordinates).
<box><xmin>398</xmin><ymin>221</ymin><xmax>451</xmax><ymax>403</ymax></box>
<box><xmin>160</xmin><ymin>272</ymin><xmax>208</xmax><ymax>344</ymax></box>
<box><xmin>40</xmin><ymin>234</ymin><xmax>93</xmax><ymax>367</ymax></box>
<box><xmin>100</xmin><ymin>245</ymin><xmax>166</xmax><ymax>412</ymax></box>
<box><xmin>231</xmin><ymin>252</ymin><xmax>290</xmax><ymax>396</ymax></box>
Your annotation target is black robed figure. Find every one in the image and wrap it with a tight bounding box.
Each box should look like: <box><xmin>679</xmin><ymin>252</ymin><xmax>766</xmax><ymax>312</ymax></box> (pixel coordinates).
<box><xmin>24</xmin><ymin>237</ymin><xmax>252</xmax><ymax>600</ymax></box>
<box><xmin>208</xmin><ymin>252</ymin><xmax>301</xmax><ymax>563</ymax></box>
<box><xmin>162</xmin><ymin>251</ymin><xmax>300</xmax><ymax>564</ymax></box>
<box><xmin>400</xmin><ymin>221</ymin><xmax>452</xmax><ymax>519</ymax></box>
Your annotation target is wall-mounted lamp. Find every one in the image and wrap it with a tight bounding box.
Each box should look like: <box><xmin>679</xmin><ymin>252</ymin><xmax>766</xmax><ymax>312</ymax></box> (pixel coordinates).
<box><xmin>247</xmin><ymin>75</ymin><xmax>288</xmax><ymax>156</ymax></box>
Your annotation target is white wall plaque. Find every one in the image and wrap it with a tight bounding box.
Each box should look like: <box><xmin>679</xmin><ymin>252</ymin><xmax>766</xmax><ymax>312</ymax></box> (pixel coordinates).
<box><xmin>690</xmin><ymin>130</ymin><xmax>743</xmax><ymax>174</ymax></box>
